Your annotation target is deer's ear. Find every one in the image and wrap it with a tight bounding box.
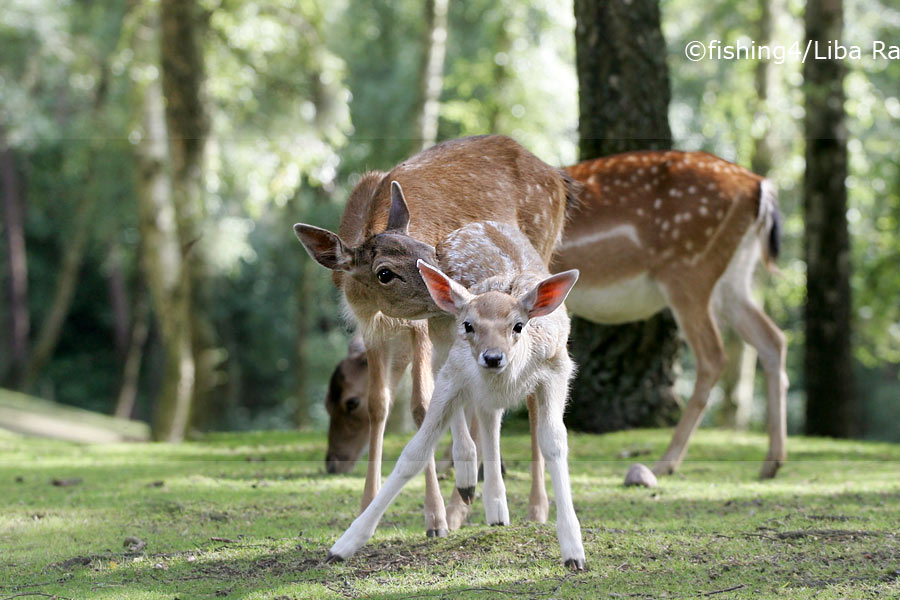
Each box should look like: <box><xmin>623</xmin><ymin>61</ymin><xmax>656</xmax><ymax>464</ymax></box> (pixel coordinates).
<box><xmin>293</xmin><ymin>224</ymin><xmax>351</xmax><ymax>271</ymax></box>
<box><xmin>386</xmin><ymin>181</ymin><xmax>410</xmax><ymax>234</ymax></box>
<box><xmin>520</xmin><ymin>270</ymin><xmax>579</xmax><ymax>318</ymax></box>
<box><xmin>417</xmin><ymin>260</ymin><xmax>471</xmax><ymax>316</ymax></box>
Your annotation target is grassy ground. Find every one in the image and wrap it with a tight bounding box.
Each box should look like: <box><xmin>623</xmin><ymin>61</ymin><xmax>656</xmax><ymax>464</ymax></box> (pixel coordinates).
<box><xmin>1</xmin><ymin>428</ymin><xmax>898</xmax><ymax>599</ymax></box>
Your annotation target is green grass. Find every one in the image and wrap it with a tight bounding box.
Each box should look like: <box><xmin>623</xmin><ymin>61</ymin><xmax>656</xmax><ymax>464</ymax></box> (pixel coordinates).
<box><xmin>1</xmin><ymin>428</ymin><xmax>898</xmax><ymax>599</ymax></box>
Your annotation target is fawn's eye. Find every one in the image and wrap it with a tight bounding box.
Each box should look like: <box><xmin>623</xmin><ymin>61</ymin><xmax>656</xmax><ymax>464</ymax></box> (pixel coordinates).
<box><xmin>463</xmin><ymin>321</ymin><xmax>474</xmax><ymax>334</ymax></box>
<box><xmin>513</xmin><ymin>322</ymin><xmax>524</xmax><ymax>334</ymax></box>
<box><xmin>376</xmin><ymin>268</ymin><xmax>396</xmax><ymax>284</ymax></box>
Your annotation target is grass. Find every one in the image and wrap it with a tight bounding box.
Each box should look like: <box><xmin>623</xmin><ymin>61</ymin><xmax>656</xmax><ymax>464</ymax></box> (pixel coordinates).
<box><xmin>1</xmin><ymin>427</ymin><xmax>898</xmax><ymax>599</ymax></box>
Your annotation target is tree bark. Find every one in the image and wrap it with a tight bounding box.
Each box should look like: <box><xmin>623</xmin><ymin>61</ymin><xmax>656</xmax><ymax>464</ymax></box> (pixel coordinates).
<box><xmin>1</xmin><ymin>125</ymin><xmax>29</xmax><ymax>387</ymax></box>
<box><xmin>566</xmin><ymin>0</ymin><xmax>682</xmax><ymax>433</ymax></box>
<box><xmin>114</xmin><ymin>288</ymin><xmax>149</xmax><ymax>420</ymax></box>
<box><xmin>803</xmin><ymin>0</ymin><xmax>855</xmax><ymax>437</ymax></box>
<box><xmin>158</xmin><ymin>0</ymin><xmax>213</xmax><ymax>438</ymax></box>
<box><xmin>414</xmin><ymin>0</ymin><xmax>449</xmax><ymax>151</ymax></box>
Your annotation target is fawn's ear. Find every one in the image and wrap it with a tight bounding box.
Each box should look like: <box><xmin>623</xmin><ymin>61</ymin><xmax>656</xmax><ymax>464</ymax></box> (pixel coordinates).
<box><xmin>417</xmin><ymin>260</ymin><xmax>472</xmax><ymax>316</ymax></box>
<box><xmin>293</xmin><ymin>224</ymin><xmax>351</xmax><ymax>271</ymax></box>
<box><xmin>520</xmin><ymin>269</ymin><xmax>579</xmax><ymax>318</ymax></box>
<box><xmin>386</xmin><ymin>181</ymin><xmax>411</xmax><ymax>234</ymax></box>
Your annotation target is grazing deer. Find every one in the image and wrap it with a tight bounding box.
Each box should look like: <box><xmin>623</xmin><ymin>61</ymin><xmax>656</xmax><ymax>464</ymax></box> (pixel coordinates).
<box><xmin>326</xmin><ymin>222</ymin><xmax>586</xmax><ymax>570</ymax></box>
<box><xmin>321</xmin><ymin>149</ymin><xmax>787</xmax><ymax>495</ymax></box>
<box><xmin>294</xmin><ymin>135</ymin><xmax>572</xmax><ymax>537</ymax></box>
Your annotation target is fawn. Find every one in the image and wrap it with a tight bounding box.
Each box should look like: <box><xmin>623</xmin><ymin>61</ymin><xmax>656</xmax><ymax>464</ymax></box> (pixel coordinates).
<box><xmin>326</xmin><ymin>221</ymin><xmax>585</xmax><ymax>570</ymax></box>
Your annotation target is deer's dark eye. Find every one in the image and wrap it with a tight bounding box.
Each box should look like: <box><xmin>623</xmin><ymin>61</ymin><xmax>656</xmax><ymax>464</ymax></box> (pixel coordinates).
<box><xmin>513</xmin><ymin>322</ymin><xmax>524</xmax><ymax>334</ymax></box>
<box><xmin>463</xmin><ymin>321</ymin><xmax>474</xmax><ymax>334</ymax></box>
<box><xmin>376</xmin><ymin>268</ymin><xmax>396</xmax><ymax>284</ymax></box>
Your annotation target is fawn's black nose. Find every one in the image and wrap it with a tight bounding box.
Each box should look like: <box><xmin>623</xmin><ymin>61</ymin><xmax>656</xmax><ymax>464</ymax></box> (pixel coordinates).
<box><xmin>481</xmin><ymin>351</ymin><xmax>506</xmax><ymax>369</ymax></box>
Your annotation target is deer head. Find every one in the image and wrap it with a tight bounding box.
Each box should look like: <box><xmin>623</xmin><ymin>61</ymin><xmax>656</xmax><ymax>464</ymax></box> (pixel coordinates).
<box><xmin>323</xmin><ymin>343</ymin><xmax>370</xmax><ymax>474</ymax></box>
<box><xmin>294</xmin><ymin>182</ymin><xmax>441</xmax><ymax>320</ymax></box>
<box><xmin>417</xmin><ymin>260</ymin><xmax>578</xmax><ymax>373</ymax></box>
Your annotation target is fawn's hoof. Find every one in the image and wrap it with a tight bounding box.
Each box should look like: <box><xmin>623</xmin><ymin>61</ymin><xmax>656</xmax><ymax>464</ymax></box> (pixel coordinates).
<box><xmin>759</xmin><ymin>459</ymin><xmax>783</xmax><ymax>479</ymax></box>
<box><xmin>325</xmin><ymin>552</ymin><xmax>344</xmax><ymax>564</ymax></box>
<box><xmin>564</xmin><ymin>558</ymin><xmax>587</xmax><ymax>571</ymax></box>
<box><xmin>457</xmin><ymin>486</ymin><xmax>476</xmax><ymax>504</ymax></box>
<box><xmin>489</xmin><ymin>521</ymin><xmax>508</xmax><ymax>527</ymax></box>
<box><xmin>426</xmin><ymin>528</ymin><xmax>448</xmax><ymax>538</ymax></box>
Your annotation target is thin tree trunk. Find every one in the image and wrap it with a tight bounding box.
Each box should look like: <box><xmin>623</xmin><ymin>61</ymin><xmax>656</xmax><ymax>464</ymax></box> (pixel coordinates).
<box><xmin>566</xmin><ymin>0</ymin><xmax>682</xmax><ymax>433</ymax></box>
<box><xmin>1</xmin><ymin>125</ymin><xmax>29</xmax><ymax>387</ymax></box>
<box><xmin>158</xmin><ymin>0</ymin><xmax>211</xmax><ymax>438</ymax></box>
<box><xmin>803</xmin><ymin>0</ymin><xmax>855</xmax><ymax>437</ymax></box>
<box><xmin>114</xmin><ymin>288</ymin><xmax>149</xmax><ymax>420</ymax></box>
<box><xmin>107</xmin><ymin>242</ymin><xmax>132</xmax><ymax>360</ymax></box>
<box><xmin>19</xmin><ymin>57</ymin><xmax>114</xmax><ymax>390</ymax></box>
<box><xmin>718</xmin><ymin>0</ymin><xmax>774</xmax><ymax>429</ymax></box>
<box><xmin>414</xmin><ymin>0</ymin><xmax>448</xmax><ymax>151</ymax></box>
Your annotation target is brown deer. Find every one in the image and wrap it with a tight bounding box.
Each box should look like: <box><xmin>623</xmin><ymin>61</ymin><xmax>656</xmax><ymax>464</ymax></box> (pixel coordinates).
<box><xmin>326</xmin><ymin>222</ymin><xmax>586</xmax><ymax>569</ymax></box>
<box><xmin>293</xmin><ymin>135</ymin><xmax>573</xmax><ymax>537</ymax></box>
<box><xmin>321</xmin><ymin>149</ymin><xmax>787</xmax><ymax>505</ymax></box>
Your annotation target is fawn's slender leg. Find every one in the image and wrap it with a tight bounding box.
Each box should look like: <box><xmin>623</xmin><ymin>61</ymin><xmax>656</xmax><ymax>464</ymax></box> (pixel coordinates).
<box><xmin>328</xmin><ymin>375</ymin><xmax>462</xmax><ymax>562</ymax></box>
<box><xmin>527</xmin><ymin>394</ymin><xmax>549</xmax><ymax>523</ymax></box>
<box><xmin>409</xmin><ymin>327</ymin><xmax>448</xmax><ymax>537</ymax></box>
<box><xmin>535</xmin><ymin>371</ymin><xmax>585</xmax><ymax>571</ymax></box>
<box><xmin>476</xmin><ymin>406</ymin><xmax>509</xmax><ymax>526</ymax></box>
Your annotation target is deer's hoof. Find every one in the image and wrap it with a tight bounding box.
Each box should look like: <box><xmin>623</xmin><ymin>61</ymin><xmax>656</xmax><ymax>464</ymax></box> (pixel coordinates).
<box><xmin>759</xmin><ymin>459</ymin><xmax>783</xmax><ymax>480</ymax></box>
<box><xmin>457</xmin><ymin>486</ymin><xmax>476</xmax><ymax>504</ymax></box>
<box><xmin>489</xmin><ymin>521</ymin><xmax>508</xmax><ymax>527</ymax></box>
<box><xmin>564</xmin><ymin>558</ymin><xmax>587</xmax><ymax>571</ymax></box>
<box><xmin>426</xmin><ymin>528</ymin><xmax>448</xmax><ymax>538</ymax></box>
<box><xmin>325</xmin><ymin>552</ymin><xmax>344</xmax><ymax>564</ymax></box>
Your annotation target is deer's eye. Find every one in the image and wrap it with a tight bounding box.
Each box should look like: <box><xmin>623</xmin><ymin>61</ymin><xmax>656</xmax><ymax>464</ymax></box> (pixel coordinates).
<box><xmin>463</xmin><ymin>321</ymin><xmax>474</xmax><ymax>334</ymax></box>
<box><xmin>376</xmin><ymin>268</ymin><xmax>396</xmax><ymax>284</ymax></box>
<box><xmin>513</xmin><ymin>322</ymin><xmax>524</xmax><ymax>334</ymax></box>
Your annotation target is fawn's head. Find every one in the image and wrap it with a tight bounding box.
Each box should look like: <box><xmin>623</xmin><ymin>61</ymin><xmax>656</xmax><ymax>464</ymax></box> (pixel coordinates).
<box><xmin>323</xmin><ymin>344</ymin><xmax>369</xmax><ymax>474</ymax></box>
<box><xmin>417</xmin><ymin>260</ymin><xmax>578</xmax><ymax>373</ymax></box>
<box><xmin>294</xmin><ymin>182</ymin><xmax>440</xmax><ymax>319</ymax></box>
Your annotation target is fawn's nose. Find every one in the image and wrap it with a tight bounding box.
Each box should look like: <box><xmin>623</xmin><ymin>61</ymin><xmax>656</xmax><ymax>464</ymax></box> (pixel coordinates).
<box><xmin>480</xmin><ymin>351</ymin><xmax>506</xmax><ymax>370</ymax></box>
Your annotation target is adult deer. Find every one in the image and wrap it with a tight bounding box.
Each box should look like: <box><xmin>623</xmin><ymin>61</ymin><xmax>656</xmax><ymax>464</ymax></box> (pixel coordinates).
<box><xmin>321</xmin><ymin>149</ymin><xmax>787</xmax><ymax>491</ymax></box>
<box><xmin>294</xmin><ymin>135</ymin><xmax>572</xmax><ymax>537</ymax></box>
<box><xmin>326</xmin><ymin>222</ymin><xmax>586</xmax><ymax>569</ymax></box>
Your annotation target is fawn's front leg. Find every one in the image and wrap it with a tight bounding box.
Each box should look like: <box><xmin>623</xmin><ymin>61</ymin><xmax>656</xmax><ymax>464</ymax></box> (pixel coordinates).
<box><xmin>536</xmin><ymin>374</ymin><xmax>586</xmax><ymax>571</ymax></box>
<box><xmin>477</xmin><ymin>407</ymin><xmax>509</xmax><ymax>526</ymax></box>
<box><xmin>327</xmin><ymin>379</ymin><xmax>461</xmax><ymax>562</ymax></box>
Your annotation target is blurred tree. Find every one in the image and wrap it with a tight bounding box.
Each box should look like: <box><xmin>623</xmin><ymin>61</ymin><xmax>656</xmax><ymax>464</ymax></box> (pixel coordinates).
<box><xmin>565</xmin><ymin>0</ymin><xmax>682</xmax><ymax>432</ymax></box>
<box><xmin>1</xmin><ymin>124</ymin><xmax>29</xmax><ymax>386</ymax></box>
<box><xmin>413</xmin><ymin>0</ymin><xmax>448</xmax><ymax>151</ymax></box>
<box><xmin>803</xmin><ymin>0</ymin><xmax>855</xmax><ymax>437</ymax></box>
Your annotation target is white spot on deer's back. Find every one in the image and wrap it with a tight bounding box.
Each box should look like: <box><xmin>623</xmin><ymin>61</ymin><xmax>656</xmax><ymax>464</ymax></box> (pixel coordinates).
<box><xmin>654</xmin><ymin>198</ymin><xmax>662</xmax><ymax>209</ymax></box>
<box><xmin>699</xmin><ymin>206</ymin><xmax>709</xmax><ymax>216</ymax></box>
<box><xmin>687</xmin><ymin>185</ymin><xmax>697</xmax><ymax>194</ymax></box>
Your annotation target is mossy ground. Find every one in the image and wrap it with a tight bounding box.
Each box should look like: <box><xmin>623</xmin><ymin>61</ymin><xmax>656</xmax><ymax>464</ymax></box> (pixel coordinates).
<box><xmin>1</xmin><ymin>428</ymin><xmax>898</xmax><ymax>599</ymax></box>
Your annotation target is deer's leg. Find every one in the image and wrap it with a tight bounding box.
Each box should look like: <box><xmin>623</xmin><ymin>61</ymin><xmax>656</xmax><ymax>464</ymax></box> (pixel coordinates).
<box><xmin>535</xmin><ymin>373</ymin><xmax>585</xmax><ymax>571</ymax></box>
<box><xmin>653</xmin><ymin>286</ymin><xmax>726</xmax><ymax>477</ymax></box>
<box><xmin>476</xmin><ymin>406</ymin><xmax>509</xmax><ymax>526</ymax></box>
<box><xmin>446</xmin><ymin>407</ymin><xmax>476</xmax><ymax>530</ymax></box>
<box><xmin>527</xmin><ymin>394</ymin><xmax>549</xmax><ymax>523</ymax></box>
<box><xmin>409</xmin><ymin>327</ymin><xmax>448</xmax><ymax>538</ymax></box>
<box><xmin>328</xmin><ymin>377</ymin><xmax>462</xmax><ymax>562</ymax></box>
<box><xmin>723</xmin><ymin>295</ymin><xmax>788</xmax><ymax>479</ymax></box>
<box><xmin>361</xmin><ymin>341</ymin><xmax>391</xmax><ymax>512</ymax></box>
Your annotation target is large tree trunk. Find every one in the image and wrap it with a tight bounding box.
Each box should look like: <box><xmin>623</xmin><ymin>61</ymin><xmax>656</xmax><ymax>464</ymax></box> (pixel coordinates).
<box><xmin>414</xmin><ymin>0</ymin><xmax>448</xmax><ymax>152</ymax></box>
<box><xmin>803</xmin><ymin>0</ymin><xmax>855</xmax><ymax>436</ymax></box>
<box><xmin>1</xmin><ymin>125</ymin><xmax>29</xmax><ymax>387</ymax></box>
<box><xmin>158</xmin><ymin>0</ymin><xmax>213</xmax><ymax>438</ymax></box>
<box><xmin>566</xmin><ymin>0</ymin><xmax>682</xmax><ymax>432</ymax></box>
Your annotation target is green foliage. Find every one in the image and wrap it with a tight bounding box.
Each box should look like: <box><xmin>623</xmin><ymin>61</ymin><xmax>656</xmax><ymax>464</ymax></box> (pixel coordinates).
<box><xmin>2</xmin><ymin>429</ymin><xmax>900</xmax><ymax>597</ymax></box>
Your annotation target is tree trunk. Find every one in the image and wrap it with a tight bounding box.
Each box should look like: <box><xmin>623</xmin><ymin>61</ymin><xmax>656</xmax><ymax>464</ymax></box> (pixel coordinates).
<box><xmin>414</xmin><ymin>0</ymin><xmax>449</xmax><ymax>151</ymax></box>
<box><xmin>114</xmin><ymin>288</ymin><xmax>149</xmax><ymax>420</ymax></box>
<box><xmin>1</xmin><ymin>125</ymin><xmax>29</xmax><ymax>387</ymax></box>
<box><xmin>718</xmin><ymin>0</ymin><xmax>774</xmax><ymax>429</ymax></box>
<box><xmin>159</xmin><ymin>0</ymin><xmax>212</xmax><ymax>437</ymax></box>
<box><xmin>803</xmin><ymin>0</ymin><xmax>855</xmax><ymax>437</ymax></box>
<box><xmin>566</xmin><ymin>0</ymin><xmax>682</xmax><ymax>432</ymax></box>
